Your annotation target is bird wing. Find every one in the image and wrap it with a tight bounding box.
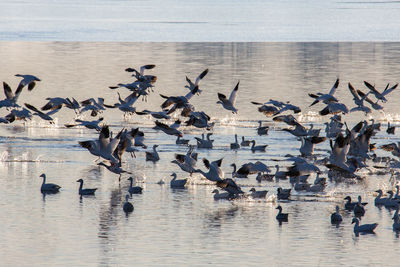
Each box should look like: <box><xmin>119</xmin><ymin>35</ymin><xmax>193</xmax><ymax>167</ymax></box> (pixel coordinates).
<box><xmin>3</xmin><ymin>82</ymin><xmax>14</xmax><ymax>100</ymax></box>
<box><xmin>382</xmin><ymin>83</ymin><xmax>398</xmax><ymax>97</ymax></box>
<box><xmin>364</xmin><ymin>81</ymin><xmax>381</xmax><ymax>96</ymax></box>
<box><xmin>195</xmin><ymin>69</ymin><xmax>209</xmax><ymax>85</ymax></box>
<box><xmin>140</xmin><ymin>64</ymin><xmax>156</xmax><ymax>75</ymax></box>
<box><xmin>217</xmin><ymin>93</ymin><xmax>227</xmax><ymax>102</ymax></box>
<box><xmin>348</xmin><ymin>83</ymin><xmax>360</xmax><ymax>101</ymax></box>
<box><xmin>228</xmin><ymin>81</ymin><xmax>239</xmax><ymax>105</ymax></box>
<box><xmin>328</xmin><ymin>78</ymin><xmax>340</xmax><ymax>95</ymax></box>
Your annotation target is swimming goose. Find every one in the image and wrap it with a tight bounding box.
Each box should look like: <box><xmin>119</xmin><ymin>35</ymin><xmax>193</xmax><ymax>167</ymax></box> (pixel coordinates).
<box><xmin>185</xmin><ymin>69</ymin><xmax>209</xmax><ymax>95</ymax></box>
<box><xmin>170</xmin><ymin>172</ymin><xmax>188</xmax><ymax>189</ymax></box>
<box><xmin>353</xmin><ymin>196</ymin><xmax>366</xmax><ymax>217</ymax></box>
<box><xmin>76</xmin><ymin>179</ymin><xmax>97</xmax><ymax>196</ymax></box>
<box><xmin>309</xmin><ymin>78</ymin><xmax>339</xmax><ymax>106</ymax></box>
<box><xmin>216</xmin><ymin>81</ymin><xmax>239</xmax><ymax>113</ymax></box>
<box><xmin>364</xmin><ymin>81</ymin><xmax>398</xmax><ymax>103</ymax></box>
<box><xmin>351</xmin><ymin>218</ymin><xmax>378</xmax><ymax>233</ymax></box>
<box><xmin>25</xmin><ymin>103</ymin><xmax>61</xmax><ymax>124</ymax></box>
<box><xmin>240</xmin><ymin>136</ymin><xmax>251</xmax><ymax>147</ymax></box>
<box><xmin>249</xmin><ymin>188</ymin><xmax>268</xmax><ymax>199</ymax></box>
<box><xmin>384</xmin><ymin>191</ymin><xmax>400</xmax><ymax>208</ymax></box>
<box><xmin>250</xmin><ymin>140</ymin><xmax>268</xmax><ymax>152</ymax></box>
<box><xmin>387</xmin><ymin>121</ymin><xmax>395</xmax><ymax>135</ymax></box>
<box><xmin>195</xmin><ymin>133</ymin><xmax>214</xmax><ymax>149</ymax></box>
<box><xmin>40</xmin><ymin>173</ymin><xmax>61</xmax><ymax>194</ymax></box>
<box><xmin>15</xmin><ymin>74</ymin><xmax>41</xmax><ymax>92</ymax></box>
<box><xmin>127</xmin><ymin>177</ymin><xmax>143</xmax><ymax>194</ymax></box>
<box><xmin>277</xmin><ymin>187</ymin><xmax>291</xmax><ymax>200</ymax></box>
<box><xmin>123</xmin><ymin>195</ymin><xmax>134</xmax><ymax>213</ymax></box>
<box><xmin>230</xmin><ymin>134</ymin><xmax>240</xmax><ymax>149</ymax></box>
<box><xmin>231</xmin><ymin>163</ymin><xmax>248</xmax><ymax>178</ymax></box>
<box><xmin>375</xmin><ymin>189</ymin><xmax>390</xmax><ymax>205</ymax></box>
<box><xmin>145</xmin><ymin>145</ymin><xmax>160</xmax><ymax>162</ymax></box>
<box><xmin>212</xmin><ymin>189</ymin><xmax>230</xmax><ymax>200</ymax></box>
<box><xmin>330</xmin><ymin>205</ymin><xmax>343</xmax><ymax>224</ymax></box>
<box><xmin>276</xmin><ymin>205</ymin><xmax>289</xmax><ymax>221</ymax></box>
<box><xmin>257</xmin><ymin>121</ymin><xmax>269</xmax><ymax>135</ymax></box>
<box><xmin>344</xmin><ymin>196</ymin><xmax>367</xmax><ymax>211</ymax></box>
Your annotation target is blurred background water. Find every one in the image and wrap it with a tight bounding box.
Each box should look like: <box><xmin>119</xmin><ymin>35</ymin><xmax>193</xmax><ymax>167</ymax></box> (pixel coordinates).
<box><xmin>1</xmin><ymin>0</ymin><xmax>400</xmax><ymax>41</ymax></box>
<box><xmin>0</xmin><ymin>42</ymin><xmax>399</xmax><ymax>266</ymax></box>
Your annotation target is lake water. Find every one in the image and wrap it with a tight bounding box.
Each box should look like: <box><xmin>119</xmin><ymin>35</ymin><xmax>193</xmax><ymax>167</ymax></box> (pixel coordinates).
<box><xmin>1</xmin><ymin>42</ymin><xmax>400</xmax><ymax>266</ymax></box>
<box><xmin>1</xmin><ymin>0</ymin><xmax>400</xmax><ymax>41</ymax></box>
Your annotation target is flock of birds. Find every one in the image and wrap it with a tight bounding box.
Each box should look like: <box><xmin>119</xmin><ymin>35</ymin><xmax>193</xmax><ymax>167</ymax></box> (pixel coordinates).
<box><xmin>3</xmin><ymin>65</ymin><xmax>400</xmax><ymax>235</ymax></box>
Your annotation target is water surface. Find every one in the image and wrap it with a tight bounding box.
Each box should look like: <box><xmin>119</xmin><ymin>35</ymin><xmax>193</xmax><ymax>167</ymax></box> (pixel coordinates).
<box><xmin>0</xmin><ymin>42</ymin><xmax>400</xmax><ymax>266</ymax></box>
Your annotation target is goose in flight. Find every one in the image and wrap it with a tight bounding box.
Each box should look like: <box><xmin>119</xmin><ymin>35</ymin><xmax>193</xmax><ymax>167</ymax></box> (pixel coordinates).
<box><xmin>348</xmin><ymin>83</ymin><xmax>372</xmax><ymax>114</ymax></box>
<box><xmin>145</xmin><ymin>144</ymin><xmax>160</xmax><ymax>162</ymax></box>
<box><xmin>216</xmin><ymin>81</ymin><xmax>239</xmax><ymax>113</ymax></box>
<box><xmin>0</xmin><ymin>82</ymin><xmax>23</xmax><ymax>108</ymax></box>
<box><xmin>15</xmin><ymin>74</ymin><xmax>41</xmax><ymax>92</ymax></box>
<box><xmin>309</xmin><ymin>78</ymin><xmax>339</xmax><ymax>106</ymax></box>
<box><xmin>351</xmin><ymin>218</ymin><xmax>377</xmax><ymax>234</ymax></box>
<box><xmin>41</xmin><ymin>97</ymin><xmax>80</xmax><ymax>113</ymax></box>
<box><xmin>195</xmin><ymin>133</ymin><xmax>214</xmax><ymax>149</ymax></box>
<box><xmin>103</xmin><ymin>92</ymin><xmax>139</xmax><ymax>116</ymax></box>
<box><xmin>364</xmin><ymin>81</ymin><xmax>398</xmax><ymax>103</ymax></box>
<box><xmin>80</xmin><ymin>98</ymin><xmax>106</xmax><ymax>116</ymax></box>
<box><xmin>65</xmin><ymin>117</ymin><xmax>104</xmax><ymax>131</ymax></box>
<box><xmin>185</xmin><ymin>69</ymin><xmax>209</xmax><ymax>95</ymax></box>
<box><xmin>153</xmin><ymin>120</ymin><xmax>183</xmax><ymax>137</ymax></box>
<box><xmin>126</xmin><ymin>64</ymin><xmax>157</xmax><ymax>84</ymax></box>
<box><xmin>356</xmin><ymin>89</ymin><xmax>383</xmax><ymax>111</ymax></box>
<box><xmin>25</xmin><ymin>103</ymin><xmax>61</xmax><ymax>124</ymax></box>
